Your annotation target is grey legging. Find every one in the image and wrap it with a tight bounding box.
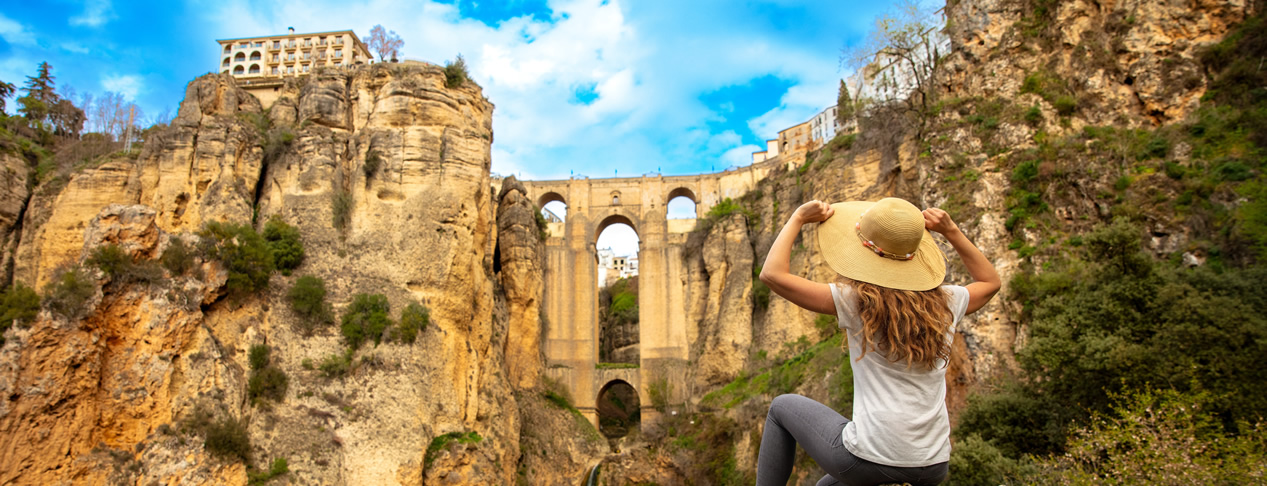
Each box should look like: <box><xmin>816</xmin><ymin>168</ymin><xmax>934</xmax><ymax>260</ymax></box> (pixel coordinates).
<box><xmin>756</xmin><ymin>394</ymin><xmax>949</xmax><ymax>486</ymax></box>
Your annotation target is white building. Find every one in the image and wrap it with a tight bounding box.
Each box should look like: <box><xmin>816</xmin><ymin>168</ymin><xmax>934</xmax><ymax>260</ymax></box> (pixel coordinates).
<box><xmin>809</xmin><ymin>105</ymin><xmax>841</xmax><ymax>148</ymax></box>
<box><xmin>844</xmin><ymin>8</ymin><xmax>949</xmax><ymax>110</ymax></box>
<box><xmin>597</xmin><ymin>248</ymin><xmax>638</xmax><ymax>288</ymax></box>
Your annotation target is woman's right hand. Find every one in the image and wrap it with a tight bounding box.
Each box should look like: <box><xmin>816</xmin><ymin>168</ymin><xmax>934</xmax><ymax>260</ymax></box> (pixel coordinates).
<box><xmin>922</xmin><ymin>208</ymin><xmax>960</xmax><ymax>236</ymax></box>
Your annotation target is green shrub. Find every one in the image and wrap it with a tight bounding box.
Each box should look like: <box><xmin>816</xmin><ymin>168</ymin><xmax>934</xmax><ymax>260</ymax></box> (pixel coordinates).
<box><xmin>341</xmin><ymin>293</ymin><xmax>393</xmax><ymax>349</ymax></box>
<box><xmin>0</xmin><ymin>282</ymin><xmax>41</xmax><ymax>331</ymax></box>
<box><xmin>42</xmin><ymin>265</ymin><xmax>96</xmax><ymax>320</ymax></box>
<box><xmin>443</xmin><ymin>54</ymin><xmax>469</xmax><ymax>89</ymax></box>
<box><xmin>262</xmin><ymin>217</ymin><xmax>304</xmax><ymax>275</ymax></box>
<box><xmin>1034</xmin><ymin>388</ymin><xmax>1267</xmax><ymax>483</ymax></box>
<box><xmin>161</xmin><ymin>237</ymin><xmax>195</xmax><ymax>275</ymax></box>
<box><xmin>87</xmin><ymin>244</ymin><xmax>130</xmax><ymax>277</ymax></box>
<box><xmin>319</xmin><ymin>349</ymin><xmax>354</xmax><ymax>378</ymax></box>
<box><xmin>331</xmin><ymin>190</ymin><xmax>352</xmax><ymax>231</ymax></box>
<box><xmin>288</xmin><ymin>275</ymin><xmax>333</xmax><ymax>334</ymax></box>
<box><xmin>1011</xmin><ymin>159</ymin><xmax>1040</xmax><ymax>183</ymax></box>
<box><xmin>199</xmin><ymin>222</ymin><xmax>275</xmax><ymax>299</ymax></box>
<box><xmin>947</xmin><ymin>434</ymin><xmax>1034</xmax><ymax>485</ymax></box>
<box><xmin>204</xmin><ymin>416</ymin><xmax>251</xmax><ymax>462</ymax></box>
<box><xmin>1052</xmin><ymin>95</ymin><xmax>1077</xmax><ymax>116</ymax></box>
<box><xmin>248</xmin><ymin>457</ymin><xmax>289</xmax><ymax>484</ymax></box>
<box><xmin>1024</xmin><ymin>105</ymin><xmax>1043</xmax><ymax>125</ymax></box>
<box><xmin>248</xmin><ymin>344</ymin><xmax>270</xmax><ymax>370</ymax></box>
<box><xmin>248</xmin><ymin>365</ymin><xmax>288</xmax><ymax>403</ymax></box>
<box><xmin>397</xmin><ymin>301</ymin><xmax>430</xmax><ymax>344</ymax></box>
<box><xmin>87</xmin><ymin>244</ymin><xmax>163</xmax><ymax>284</ymax></box>
<box><xmin>363</xmin><ymin>150</ymin><xmax>383</xmax><ymax>178</ymax></box>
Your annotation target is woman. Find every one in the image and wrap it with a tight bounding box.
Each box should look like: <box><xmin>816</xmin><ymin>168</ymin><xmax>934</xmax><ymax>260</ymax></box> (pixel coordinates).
<box><xmin>755</xmin><ymin>198</ymin><xmax>1000</xmax><ymax>486</ymax></box>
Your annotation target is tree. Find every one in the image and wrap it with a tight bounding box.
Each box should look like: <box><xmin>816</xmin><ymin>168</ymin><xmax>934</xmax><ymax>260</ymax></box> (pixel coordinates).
<box><xmin>841</xmin><ymin>0</ymin><xmax>945</xmax><ymax>134</ymax></box>
<box><xmin>836</xmin><ymin>79</ymin><xmax>854</xmax><ymax>126</ymax></box>
<box><xmin>0</xmin><ymin>79</ymin><xmax>14</xmax><ymax>113</ymax></box>
<box><xmin>363</xmin><ymin>24</ymin><xmax>404</xmax><ymax>62</ymax></box>
<box><xmin>49</xmin><ymin>98</ymin><xmax>85</xmax><ymax>137</ymax></box>
<box><xmin>19</xmin><ymin>62</ymin><xmax>58</xmax><ymax>125</ymax></box>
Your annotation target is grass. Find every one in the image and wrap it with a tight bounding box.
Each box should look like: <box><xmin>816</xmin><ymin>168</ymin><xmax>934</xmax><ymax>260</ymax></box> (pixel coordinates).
<box><xmin>425</xmin><ymin>431</ymin><xmax>482</xmax><ymax>468</ymax></box>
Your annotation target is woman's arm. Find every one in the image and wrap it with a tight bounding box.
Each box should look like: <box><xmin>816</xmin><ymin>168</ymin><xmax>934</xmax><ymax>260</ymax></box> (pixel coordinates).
<box><xmin>759</xmin><ymin>200</ymin><xmax>836</xmax><ymax>315</ymax></box>
<box><xmin>922</xmin><ymin>208</ymin><xmax>1000</xmax><ymax>314</ymax></box>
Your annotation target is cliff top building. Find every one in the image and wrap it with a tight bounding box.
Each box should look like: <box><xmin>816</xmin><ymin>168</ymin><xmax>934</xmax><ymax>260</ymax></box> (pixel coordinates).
<box><xmin>216</xmin><ymin>28</ymin><xmax>373</xmax><ymax>107</ymax></box>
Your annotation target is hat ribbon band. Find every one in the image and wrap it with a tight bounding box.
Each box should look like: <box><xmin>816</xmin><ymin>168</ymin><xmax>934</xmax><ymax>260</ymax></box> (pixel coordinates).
<box><xmin>855</xmin><ymin>222</ymin><xmax>916</xmax><ymax>261</ymax></box>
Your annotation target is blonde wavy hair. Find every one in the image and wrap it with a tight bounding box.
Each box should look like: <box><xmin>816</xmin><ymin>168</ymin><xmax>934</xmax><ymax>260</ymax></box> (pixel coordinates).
<box><xmin>841</xmin><ymin>279</ymin><xmax>953</xmax><ymax>370</ymax></box>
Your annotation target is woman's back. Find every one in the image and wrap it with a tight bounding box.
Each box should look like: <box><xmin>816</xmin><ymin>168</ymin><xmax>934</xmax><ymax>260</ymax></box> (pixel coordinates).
<box><xmin>832</xmin><ymin>283</ymin><xmax>971</xmax><ymax>467</ymax></box>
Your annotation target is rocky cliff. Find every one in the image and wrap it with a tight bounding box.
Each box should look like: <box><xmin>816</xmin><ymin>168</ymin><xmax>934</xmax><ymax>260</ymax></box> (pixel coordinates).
<box><xmin>0</xmin><ymin>63</ymin><xmax>587</xmax><ymax>485</ymax></box>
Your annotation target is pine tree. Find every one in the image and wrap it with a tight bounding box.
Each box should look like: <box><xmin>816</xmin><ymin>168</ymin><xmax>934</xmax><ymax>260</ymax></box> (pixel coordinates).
<box><xmin>19</xmin><ymin>62</ymin><xmax>58</xmax><ymax>124</ymax></box>
<box><xmin>836</xmin><ymin>79</ymin><xmax>854</xmax><ymax>126</ymax></box>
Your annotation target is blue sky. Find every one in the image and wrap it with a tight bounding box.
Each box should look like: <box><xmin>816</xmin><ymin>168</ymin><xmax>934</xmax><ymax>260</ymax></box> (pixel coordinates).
<box><xmin>1</xmin><ymin>0</ymin><xmax>911</xmax><ymax>255</ymax></box>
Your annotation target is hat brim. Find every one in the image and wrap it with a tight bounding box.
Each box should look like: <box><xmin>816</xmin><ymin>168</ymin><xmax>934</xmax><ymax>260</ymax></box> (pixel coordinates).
<box><xmin>816</xmin><ymin>201</ymin><xmax>947</xmax><ymax>291</ymax></box>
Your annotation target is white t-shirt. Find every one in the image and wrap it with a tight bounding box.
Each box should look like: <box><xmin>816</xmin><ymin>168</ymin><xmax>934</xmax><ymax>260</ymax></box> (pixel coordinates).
<box><xmin>830</xmin><ymin>283</ymin><xmax>971</xmax><ymax>467</ymax></box>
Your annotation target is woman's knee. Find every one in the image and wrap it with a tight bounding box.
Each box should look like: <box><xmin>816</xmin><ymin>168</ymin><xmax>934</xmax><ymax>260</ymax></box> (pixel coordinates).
<box><xmin>768</xmin><ymin>393</ymin><xmax>805</xmax><ymax>417</ymax></box>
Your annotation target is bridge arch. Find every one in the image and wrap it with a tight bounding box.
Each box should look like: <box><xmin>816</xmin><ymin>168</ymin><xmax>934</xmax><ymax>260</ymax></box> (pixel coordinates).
<box><xmin>537</xmin><ymin>191</ymin><xmax>566</xmax><ymax>208</ymax></box>
<box><xmin>666</xmin><ymin>186</ymin><xmax>698</xmax><ymax>204</ymax></box>
<box><xmin>596</xmin><ymin>379</ymin><xmax>641</xmax><ymax>438</ymax></box>
<box><xmin>594</xmin><ymin>213</ymin><xmax>637</xmax><ymax>240</ymax></box>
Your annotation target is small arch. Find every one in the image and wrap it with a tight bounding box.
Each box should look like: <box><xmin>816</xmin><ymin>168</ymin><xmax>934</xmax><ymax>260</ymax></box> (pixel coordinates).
<box><xmin>248</xmin><ymin>64</ymin><xmax>261</xmax><ymax>74</ymax></box>
<box><xmin>595</xmin><ymin>214</ymin><xmax>637</xmax><ymax>239</ymax></box>
<box><xmin>537</xmin><ymin>191</ymin><xmax>566</xmax><ymax>209</ymax></box>
<box><xmin>233</xmin><ymin>65</ymin><xmax>245</xmax><ymax>75</ymax></box>
<box><xmin>538</xmin><ymin>192</ymin><xmax>567</xmax><ymax>223</ymax></box>
<box><xmin>666</xmin><ymin>187</ymin><xmax>697</xmax><ymax>204</ymax></box>
<box><xmin>249</xmin><ymin>51</ymin><xmax>262</xmax><ymax>61</ymax></box>
<box><xmin>596</xmin><ymin>380</ymin><xmax>641</xmax><ymax>438</ymax></box>
<box><xmin>222</xmin><ymin>57</ymin><xmax>230</xmax><ymax>67</ymax></box>
<box><xmin>223</xmin><ymin>45</ymin><xmax>231</xmax><ymax>53</ymax></box>
<box><xmin>610</xmin><ymin>191</ymin><xmax>622</xmax><ymax>206</ymax></box>
<box><xmin>234</xmin><ymin>52</ymin><xmax>246</xmax><ymax>62</ymax></box>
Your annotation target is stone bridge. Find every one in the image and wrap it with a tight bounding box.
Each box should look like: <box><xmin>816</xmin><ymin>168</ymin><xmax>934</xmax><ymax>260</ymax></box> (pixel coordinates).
<box><xmin>519</xmin><ymin>158</ymin><xmax>782</xmax><ymax>431</ymax></box>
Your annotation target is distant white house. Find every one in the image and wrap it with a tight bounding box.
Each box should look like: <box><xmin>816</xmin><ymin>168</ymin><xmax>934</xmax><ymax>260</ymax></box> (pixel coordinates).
<box><xmin>845</xmin><ymin>8</ymin><xmax>949</xmax><ymax>110</ymax></box>
<box><xmin>597</xmin><ymin>248</ymin><xmax>638</xmax><ymax>288</ymax></box>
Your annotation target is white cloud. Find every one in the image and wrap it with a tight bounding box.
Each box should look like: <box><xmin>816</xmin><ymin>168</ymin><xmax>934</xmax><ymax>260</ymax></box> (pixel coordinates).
<box><xmin>721</xmin><ymin>144</ymin><xmax>762</xmax><ymax>168</ymax></box>
<box><xmin>0</xmin><ymin>13</ymin><xmax>36</xmax><ymax>46</ymax></box>
<box><xmin>69</xmin><ymin>0</ymin><xmax>116</xmax><ymax>27</ymax></box>
<box><xmin>61</xmin><ymin>43</ymin><xmax>90</xmax><ymax>54</ymax></box>
<box><xmin>102</xmin><ymin>74</ymin><xmax>142</xmax><ymax>100</ymax></box>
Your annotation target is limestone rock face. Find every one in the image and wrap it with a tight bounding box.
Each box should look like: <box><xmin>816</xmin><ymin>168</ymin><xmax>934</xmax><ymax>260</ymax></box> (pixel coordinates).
<box><xmin>137</xmin><ymin>73</ymin><xmax>264</xmax><ymax>232</ymax></box>
<box><xmin>0</xmin><ymin>153</ymin><xmax>30</xmax><ymax>285</ymax></box>
<box><xmin>941</xmin><ymin>0</ymin><xmax>1250</xmax><ymax>125</ymax></box>
<box><xmin>692</xmin><ymin>214</ymin><xmax>755</xmax><ymax>387</ymax></box>
<box><xmin>0</xmin><ymin>204</ymin><xmax>243</xmax><ymax>485</ymax></box>
<box><xmin>13</xmin><ymin>159</ymin><xmax>141</xmax><ymax>288</ymax></box>
<box><xmin>496</xmin><ymin>176</ymin><xmax>545</xmax><ymax>389</ymax></box>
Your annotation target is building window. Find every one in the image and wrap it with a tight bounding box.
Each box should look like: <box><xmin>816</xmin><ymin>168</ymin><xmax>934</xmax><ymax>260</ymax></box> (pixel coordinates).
<box><xmin>223</xmin><ymin>69</ymin><xmax>229</xmax><ymax>74</ymax></box>
<box><xmin>287</xmin><ymin>53</ymin><xmax>296</xmax><ymax>61</ymax></box>
<box><xmin>249</xmin><ymin>64</ymin><xmax>260</xmax><ymax>74</ymax></box>
<box><xmin>223</xmin><ymin>45</ymin><xmax>231</xmax><ymax>53</ymax></box>
<box><xmin>233</xmin><ymin>65</ymin><xmax>245</xmax><ymax>74</ymax></box>
<box><xmin>272</xmin><ymin>67</ymin><xmax>280</xmax><ymax>75</ymax></box>
<box><xmin>302</xmin><ymin>65</ymin><xmax>310</xmax><ymax>73</ymax></box>
<box><xmin>238</xmin><ymin>42</ymin><xmax>247</xmax><ymax>48</ymax></box>
<box><xmin>234</xmin><ymin>52</ymin><xmax>246</xmax><ymax>62</ymax></box>
<box><xmin>273</xmin><ymin>41</ymin><xmax>281</xmax><ymax>49</ymax></box>
<box><xmin>222</xmin><ymin>58</ymin><xmax>230</xmax><ymax>66</ymax></box>
<box><xmin>286</xmin><ymin>66</ymin><xmax>294</xmax><ymax>74</ymax></box>
<box><xmin>272</xmin><ymin>54</ymin><xmax>279</xmax><ymax>62</ymax></box>
<box><xmin>334</xmin><ymin>49</ymin><xmax>342</xmax><ymax>58</ymax></box>
<box><xmin>249</xmin><ymin>51</ymin><xmax>261</xmax><ymax>61</ymax></box>
<box><xmin>335</xmin><ymin>37</ymin><xmax>344</xmax><ymax>45</ymax></box>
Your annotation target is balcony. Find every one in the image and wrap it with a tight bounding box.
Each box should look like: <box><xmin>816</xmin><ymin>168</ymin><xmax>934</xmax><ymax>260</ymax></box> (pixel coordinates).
<box><xmin>285</xmin><ymin>42</ymin><xmax>297</xmax><ymax>50</ymax></box>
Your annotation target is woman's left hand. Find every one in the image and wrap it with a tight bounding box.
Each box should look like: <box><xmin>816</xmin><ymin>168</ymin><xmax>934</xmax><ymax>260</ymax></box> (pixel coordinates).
<box><xmin>794</xmin><ymin>200</ymin><xmax>834</xmax><ymax>224</ymax></box>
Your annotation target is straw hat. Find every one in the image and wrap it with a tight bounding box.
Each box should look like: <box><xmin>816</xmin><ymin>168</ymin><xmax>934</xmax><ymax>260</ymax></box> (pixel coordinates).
<box><xmin>816</xmin><ymin>198</ymin><xmax>947</xmax><ymax>291</ymax></box>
